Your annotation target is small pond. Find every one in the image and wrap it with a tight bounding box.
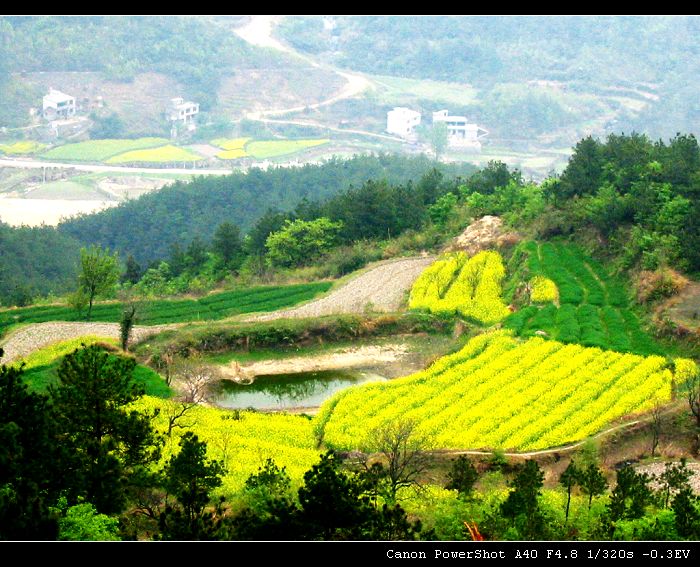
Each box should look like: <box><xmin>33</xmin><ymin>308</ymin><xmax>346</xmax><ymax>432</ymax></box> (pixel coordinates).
<box><xmin>212</xmin><ymin>369</ymin><xmax>385</xmax><ymax>410</ymax></box>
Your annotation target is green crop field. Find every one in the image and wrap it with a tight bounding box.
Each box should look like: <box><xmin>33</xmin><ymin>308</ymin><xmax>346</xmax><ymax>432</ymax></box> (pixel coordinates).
<box><xmin>0</xmin><ymin>140</ymin><xmax>46</xmax><ymax>155</ymax></box>
<box><xmin>0</xmin><ymin>282</ymin><xmax>332</xmax><ymax>337</ymax></box>
<box><xmin>41</xmin><ymin>138</ymin><xmax>169</xmax><ymax>161</ymax></box>
<box><xmin>106</xmin><ymin>144</ymin><xmax>202</xmax><ymax>164</ymax></box>
<box><xmin>504</xmin><ymin>241</ymin><xmax>661</xmax><ymax>355</ymax></box>
<box><xmin>371</xmin><ymin>74</ymin><xmax>480</xmax><ymax>107</ymax></box>
<box><xmin>16</xmin><ymin>336</ymin><xmax>172</xmax><ymax>398</ymax></box>
<box><xmin>315</xmin><ymin>331</ymin><xmax>691</xmax><ymax>452</ymax></box>
<box><xmin>409</xmin><ymin>251</ymin><xmax>510</xmax><ymax>325</ymax></box>
<box><xmin>245</xmin><ymin>139</ymin><xmax>329</xmax><ymax>159</ymax></box>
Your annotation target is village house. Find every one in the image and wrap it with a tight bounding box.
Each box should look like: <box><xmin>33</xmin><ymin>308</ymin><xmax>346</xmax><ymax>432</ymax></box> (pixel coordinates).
<box><xmin>42</xmin><ymin>88</ymin><xmax>76</xmax><ymax>121</ymax></box>
<box><xmin>432</xmin><ymin>109</ymin><xmax>488</xmax><ymax>150</ymax></box>
<box><xmin>386</xmin><ymin>107</ymin><xmax>421</xmax><ymax>139</ymax></box>
<box><xmin>169</xmin><ymin>97</ymin><xmax>199</xmax><ymax>125</ymax></box>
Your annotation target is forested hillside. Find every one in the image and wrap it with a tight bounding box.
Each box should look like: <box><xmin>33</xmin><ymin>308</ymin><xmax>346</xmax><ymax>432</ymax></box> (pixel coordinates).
<box><xmin>0</xmin><ymin>154</ymin><xmax>473</xmax><ymax>305</ymax></box>
<box><xmin>58</xmin><ymin>154</ymin><xmax>474</xmax><ymax>264</ymax></box>
<box><xmin>0</xmin><ymin>223</ymin><xmax>80</xmax><ymax>306</ymax></box>
<box><xmin>0</xmin><ymin>16</ymin><xmax>257</xmax><ymax>117</ymax></box>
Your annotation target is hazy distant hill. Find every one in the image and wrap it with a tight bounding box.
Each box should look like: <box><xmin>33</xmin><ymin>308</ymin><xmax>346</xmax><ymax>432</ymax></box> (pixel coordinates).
<box><xmin>279</xmin><ymin>16</ymin><xmax>700</xmax><ymax>140</ymax></box>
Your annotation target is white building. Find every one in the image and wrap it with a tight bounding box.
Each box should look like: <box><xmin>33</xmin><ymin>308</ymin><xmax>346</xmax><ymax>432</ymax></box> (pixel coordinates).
<box><xmin>169</xmin><ymin>97</ymin><xmax>199</xmax><ymax>126</ymax></box>
<box><xmin>387</xmin><ymin>107</ymin><xmax>421</xmax><ymax>139</ymax></box>
<box><xmin>42</xmin><ymin>88</ymin><xmax>76</xmax><ymax>121</ymax></box>
<box><xmin>432</xmin><ymin>109</ymin><xmax>488</xmax><ymax>150</ymax></box>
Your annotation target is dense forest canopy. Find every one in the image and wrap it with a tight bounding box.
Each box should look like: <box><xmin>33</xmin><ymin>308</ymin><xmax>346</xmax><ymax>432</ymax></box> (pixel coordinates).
<box><xmin>57</xmin><ymin>154</ymin><xmax>475</xmax><ymax>265</ymax></box>
<box><xmin>0</xmin><ymin>223</ymin><xmax>81</xmax><ymax>307</ymax></box>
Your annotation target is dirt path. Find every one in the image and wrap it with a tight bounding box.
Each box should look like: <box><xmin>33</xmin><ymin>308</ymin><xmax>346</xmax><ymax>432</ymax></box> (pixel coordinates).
<box><xmin>220</xmin><ymin>343</ymin><xmax>410</xmax><ymax>380</ymax></box>
<box><xmin>247</xmin><ymin>256</ymin><xmax>434</xmax><ymax>322</ymax></box>
<box><xmin>0</xmin><ymin>322</ymin><xmax>177</xmax><ymax>363</ymax></box>
<box><xmin>0</xmin><ymin>157</ymin><xmax>230</xmax><ymax>176</ymax></box>
<box><xmin>234</xmin><ymin>16</ymin><xmax>385</xmax><ymax>139</ymax></box>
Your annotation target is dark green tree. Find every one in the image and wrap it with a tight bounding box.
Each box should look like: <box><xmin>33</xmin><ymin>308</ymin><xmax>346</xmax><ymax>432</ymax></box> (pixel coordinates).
<box><xmin>559</xmin><ymin>460</ymin><xmax>579</xmax><ymax>521</ymax></box>
<box><xmin>659</xmin><ymin>459</ymin><xmax>693</xmax><ymax>508</ymax></box>
<box><xmin>50</xmin><ymin>344</ymin><xmax>161</xmax><ymax>515</ymax></box>
<box><xmin>212</xmin><ymin>221</ymin><xmax>244</xmax><ymax>270</ymax></box>
<box><xmin>0</xmin><ymin>361</ymin><xmax>59</xmax><ymax>540</ymax></box>
<box><xmin>445</xmin><ymin>455</ymin><xmax>479</xmax><ymax>498</ymax></box>
<box><xmin>467</xmin><ymin>160</ymin><xmax>522</xmax><ymax>196</ymax></box>
<box><xmin>672</xmin><ymin>487</ymin><xmax>700</xmax><ymax>539</ymax></box>
<box><xmin>297</xmin><ymin>451</ymin><xmax>371</xmax><ymax>540</ymax></box>
<box><xmin>246</xmin><ymin>209</ymin><xmax>289</xmax><ymax>256</ymax></box>
<box><xmin>608</xmin><ymin>466</ymin><xmax>652</xmax><ymax>522</ymax></box>
<box><xmin>168</xmin><ymin>242</ymin><xmax>187</xmax><ymax>277</ymax></box>
<box><xmin>557</xmin><ymin>136</ymin><xmax>604</xmax><ymax>200</ymax></box>
<box><xmin>186</xmin><ymin>236</ymin><xmax>209</xmax><ymax>271</ymax></box>
<box><xmin>78</xmin><ymin>245</ymin><xmax>120</xmax><ymax>320</ymax></box>
<box><xmin>231</xmin><ymin>458</ymin><xmax>299</xmax><ymax>541</ymax></box>
<box><xmin>244</xmin><ymin>458</ymin><xmax>291</xmax><ymax>498</ymax></box>
<box><xmin>365</xmin><ymin>503</ymin><xmax>423</xmax><ymax>541</ymax></box>
<box><xmin>500</xmin><ymin>460</ymin><xmax>545</xmax><ymax>538</ymax></box>
<box><xmin>90</xmin><ymin>112</ymin><xmax>124</xmax><ymax>139</ymax></box>
<box><xmin>119</xmin><ymin>302</ymin><xmax>137</xmax><ymax>351</ymax></box>
<box><xmin>579</xmin><ymin>463</ymin><xmax>608</xmax><ymax>510</ymax></box>
<box><xmin>122</xmin><ymin>254</ymin><xmax>142</xmax><ymax>285</ymax></box>
<box><xmin>159</xmin><ymin>432</ymin><xmax>225</xmax><ymax>540</ymax></box>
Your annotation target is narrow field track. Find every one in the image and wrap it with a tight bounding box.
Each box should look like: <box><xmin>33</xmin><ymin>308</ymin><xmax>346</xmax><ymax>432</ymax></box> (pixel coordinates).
<box><xmin>0</xmin><ymin>322</ymin><xmax>177</xmax><ymax>363</ymax></box>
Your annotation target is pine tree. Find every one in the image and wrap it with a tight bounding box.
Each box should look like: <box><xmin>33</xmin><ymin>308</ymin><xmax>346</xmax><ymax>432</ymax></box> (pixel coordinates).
<box><xmin>559</xmin><ymin>460</ymin><xmax>580</xmax><ymax>521</ymax></box>
<box><xmin>50</xmin><ymin>344</ymin><xmax>161</xmax><ymax>514</ymax></box>
<box><xmin>579</xmin><ymin>463</ymin><xmax>608</xmax><ymax>510</ymax></box>
<box><xmin>159</xmin><ymin>432</ymin><xmax>225</xmax><ymax>540</ymax></box>
<box><xmin>446</xmin><ymin>455</ymin><xmax>479</xmax><ymax>498</ymax></box>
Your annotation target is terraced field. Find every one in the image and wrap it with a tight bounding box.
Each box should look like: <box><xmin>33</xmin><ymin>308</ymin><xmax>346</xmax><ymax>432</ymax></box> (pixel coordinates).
<box><xmin>408</xmin><ymin>250</ymin><xmax>510</xmax><ymax>325</ymax></box>
<box><xmin>106</xmin><ymin>144</ymin><xmax>202</xmax><ymax>164</ymax></box>
<box><xmin>0</xmin><ymin>282</ymin><xmax>332</xmax><ymax>337</ymax></box>
<box><xmin>315</xmin><ymin>331</ymin><xmax>690</xmax><ymax>452</ymax></box>
<box><xmin>41</xmin><ymin>138</ymin><xmax>169</xmax><ymax>162</ymax></box>
<box><xmin>210</xmin><ymin>137</ymin><xmax>329</xmax><ymax>160</ymax></box>
<box><xmin>504</xmin><ymin>241</ymin><xmax>661</xmax><ymax>355</ymax></box>
<box><xmin>0</xmin><ymin>141</ymin><xmax>46</xmax><ymax>155</ymax></box>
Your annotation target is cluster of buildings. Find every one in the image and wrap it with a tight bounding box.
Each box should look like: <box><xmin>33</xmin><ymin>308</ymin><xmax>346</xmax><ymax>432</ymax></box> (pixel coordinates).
<box><xmin>40</xmin><ymin>88</ymin><xmax>199</xmax><ymax>138</ymax></box>
<box><xmin>386</xmin><ymin>107</ymin><xmax>488</xmax><ymax>151</ymax></box>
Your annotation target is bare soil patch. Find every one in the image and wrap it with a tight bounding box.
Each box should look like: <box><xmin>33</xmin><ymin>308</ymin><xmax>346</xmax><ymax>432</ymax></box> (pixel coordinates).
<box><xmin>0</xmin><ymin>322</ymin><xmax>177</xmax><ymax>363</ymax></box>
<box><xmin>445</xmin><ymin>215</ymin><xmax>520</xmax><ymax>255</ymax></box>
<box><xmin>248</xmin><ymin>256</ymin><xmax>434</xmax><ymax>322</ymax></box>
<box><xmin>662</xmin><ymin>280</ymin><xmax>700</xmax><ymax>331</ymax></box>
<box><xmin>220</xmin><ymin>343</ymin><xmax>411</xmax><ymax>381</ymax></box>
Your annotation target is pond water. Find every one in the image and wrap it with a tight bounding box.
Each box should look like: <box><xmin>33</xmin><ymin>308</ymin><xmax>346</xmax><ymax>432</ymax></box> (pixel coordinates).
<box><xmin>212</xmin><ymin>369</ymin><xmax>384</xmax><ymax>410</ymax></box>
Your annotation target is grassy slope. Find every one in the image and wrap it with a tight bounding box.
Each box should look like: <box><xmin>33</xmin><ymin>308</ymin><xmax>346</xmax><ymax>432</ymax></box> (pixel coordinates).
<box><xmin>17</xmin><ymin>336</ymin><xmax>172</xmax><ymax>397</ymax></box>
